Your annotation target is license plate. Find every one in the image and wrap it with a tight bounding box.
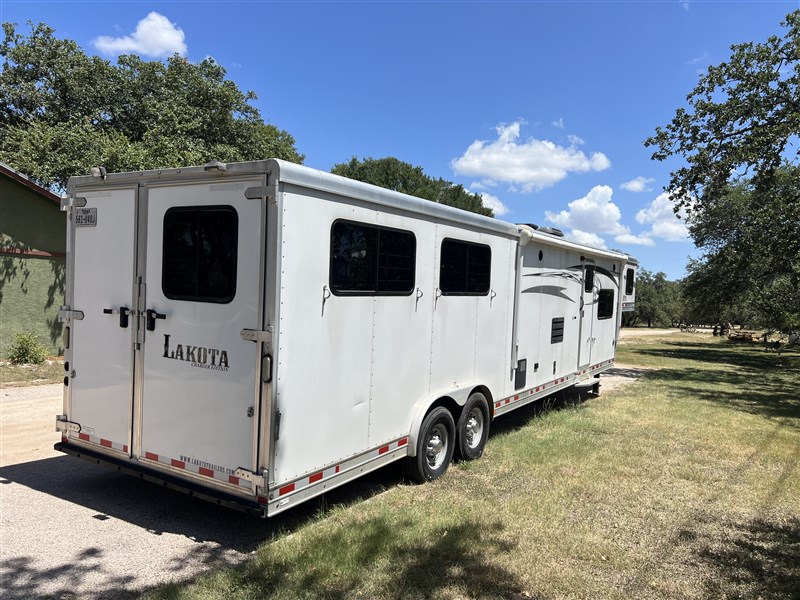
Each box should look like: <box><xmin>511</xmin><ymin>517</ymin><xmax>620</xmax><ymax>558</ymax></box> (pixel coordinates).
<box><xmin>74</xmin><ymin>207</ymin><xmax>97</xmax><ymax>227</ymax></box>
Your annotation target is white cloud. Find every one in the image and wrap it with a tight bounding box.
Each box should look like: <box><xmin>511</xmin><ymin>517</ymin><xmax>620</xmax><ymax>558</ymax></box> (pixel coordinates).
<box><xmin>568</xmin><ymin>134</ymin><xmax>585</xmax><ymax>146</ymax></box>
<box><xmin>94</xmin><ymin>12</ymin><xmax>187</xmax><ymax>57</ymax></box>
<box><xmin>451</xmin><ymin>122</ymin><xmax>611</xmax><ymax>193</ymax></box>
<box><xmin>476</xmin><ymin>191</ymin><xmax>509</xmax><ymax>216</ymax></box>
<box><xmin>552</xmin><ymin>117</ymin><xmax>564</xmax><ymax>129</ymax></box>
<box><xmin>635</xmin><ymin>192</ymin><xmax>691</xmax><ymax>241</ymax></box>
<box><xmin>615</xmin><ymin>233</ymin><xmax>656</xmax><ymax>247</ymax></box>
<box><xmin>544</xmin><ymin>185</ymin><xmax>628</xmax><ymax>236</ymax></box>
<box><xmin>567</xmin><ymin>230</ymin><xmax>607</xmax><ymax>249</ymax></box>
<box><xmin>620</xmin><ymin>176</ymin><xmax>655</xmax><ymax>193</ymax></box>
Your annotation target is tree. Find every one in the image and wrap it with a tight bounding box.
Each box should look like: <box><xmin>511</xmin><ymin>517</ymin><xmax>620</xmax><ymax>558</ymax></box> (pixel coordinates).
<box><xmin>645</xmin><ymin>10</ymin><xmax>800</xmax><ymax>332</ymax></box>
<box><xmin>331</xmin><ymin>156</ymin><xmax>493</xmax><ymax>217</ymax></box>
<box><xmin>0</xmin><ymin>22</ymin><xmax>303</xmax><ymax>191</ymax></box>
<box><xmin>621</xmin><ymin>269</ymin><xmax>683</xmax><ymax>328</ymax></box>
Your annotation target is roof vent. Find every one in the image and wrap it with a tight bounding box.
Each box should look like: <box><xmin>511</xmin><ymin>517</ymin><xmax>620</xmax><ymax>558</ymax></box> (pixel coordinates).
<box><xmin>537</xmin><ymin>226</ymin><xmax>564</xmax><ymax>237</ymax></box>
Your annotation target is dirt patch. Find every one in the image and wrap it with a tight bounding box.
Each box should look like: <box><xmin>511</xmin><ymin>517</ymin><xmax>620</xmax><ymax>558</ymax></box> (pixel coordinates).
<box><xmin>600</xmin><ymin>364</ymin><xmax>656</xmax><ymax>393</ymax></box>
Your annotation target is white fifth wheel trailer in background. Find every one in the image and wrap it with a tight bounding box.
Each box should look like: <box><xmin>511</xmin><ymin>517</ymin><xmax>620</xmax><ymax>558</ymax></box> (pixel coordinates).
<box><xmin>55</xmin><ymin>159</ymin><xmax>637</xmax><ymax>517</ymax></box>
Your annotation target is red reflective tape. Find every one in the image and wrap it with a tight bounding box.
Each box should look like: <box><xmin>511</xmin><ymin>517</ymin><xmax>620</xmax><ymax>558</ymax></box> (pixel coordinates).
<box><xmin>100</xmin><ymin>438</ymin><xmax>112</xmax><ymax>448</ymax></box>
<box><xmin>123</xmin><ymin>445</ymin><xmax>128</xmax><ymax>453</ymax></box>
<box><xmin>257</xmin><ymin>495</ymin><xmax>268</xmax><ymax>505</ymax></box>
<box><xmin>279</xmin><ymin>483</ymin><xmax>295</xmax><ymax>496</ymax></box>
<box><xmin>229</xmin><ymin>475</ymin><xmax>240</xmax><ymax>485</ymax></box>
<box><xmin>335</xmin><ymin>465</ymin><xmax>340</xmax><ymax>473</ymax></box>
<box><xmin>145</xmin><ymin>451</ymin><xmax>158</xmax><ymax>461</ymax></box>
<box><xmin>398</xmin><ymin>438</ymin><xmax>408</xmax><ymax>447</ymax></box>
<box><xmin>505</xmin><ymin>399</ymin><xmax>510</xmax><ymax>405</ymax></box>
<box><xmin>199</xmin><ymin>467</ymin><xmax>214</xmax><ymax>477</ymax></box>
<box><xmin>79</xmin><ymin>433</ymin><xmax>90</xmax><ymax>441</ymax></box>
<box><xmin>171</xmin><ymin>459</ymin><xmax>185</xmax><ymax>469</ymax></box>
<box><xmin>514</xmin><ymin>395</ymin><xmax>519</xmax><ymax>401</ymax></box>
<box><xmin>379</xmin><ymin>445</ymin><xmax>389</xmax><ymax>455</ymax></box>
<box><xmin>495</xmin><ymin>401</ymin><xmax>501</xmax><ymax>408</ymax></box>
<box><xmin>309</xmin><ymin>471</ymin><xmax>323</xmax><ymax>484</ymax></box>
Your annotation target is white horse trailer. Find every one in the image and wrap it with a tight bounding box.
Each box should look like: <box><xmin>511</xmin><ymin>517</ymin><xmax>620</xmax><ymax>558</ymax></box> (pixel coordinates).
<box><xmin>55</xmin><ymin>159</ymin><xmax>637</xmax><ymax>516</ymax></box>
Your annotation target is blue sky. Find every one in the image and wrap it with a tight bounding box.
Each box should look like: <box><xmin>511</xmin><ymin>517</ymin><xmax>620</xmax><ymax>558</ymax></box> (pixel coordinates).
<box><xmin>2</xmin><ymin>1</ymin><xmax>797</xmax><ymax>279</ymax></box>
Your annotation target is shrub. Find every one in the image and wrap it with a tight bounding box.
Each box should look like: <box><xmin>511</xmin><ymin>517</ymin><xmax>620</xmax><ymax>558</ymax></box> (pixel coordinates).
<box><xmin>7</xmin><ymin>331</ymin><xmax>49</xmax><ymax>365</ymax></box>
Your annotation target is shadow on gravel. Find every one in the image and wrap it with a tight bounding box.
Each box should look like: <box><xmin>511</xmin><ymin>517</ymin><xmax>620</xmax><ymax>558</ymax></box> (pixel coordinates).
<box><xmin>0</xmin><ymin>454</ymin><xmax>402</xmax><ymax>548</ymax></box>
<box><xmin>0</xmin><ymin>455</ymin><xmax>404</xmax><ymax>599</ymax></box>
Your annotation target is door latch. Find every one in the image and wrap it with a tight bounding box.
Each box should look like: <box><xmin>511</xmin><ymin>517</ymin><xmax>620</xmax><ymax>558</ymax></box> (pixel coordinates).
<box><xmin>103</xmin><ymin>306</ymin><xmax>131</xmax><ymax>328</ymax></box>
<box><xmin>146</xmin><ymin>309</ymin><xmax>166</xmax><ymax>331</ymax></box>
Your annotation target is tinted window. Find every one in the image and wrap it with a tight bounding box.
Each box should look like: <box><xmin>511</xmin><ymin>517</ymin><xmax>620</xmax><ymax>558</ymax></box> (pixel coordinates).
<box><xmin>625</xmin><ymin>268</ymin><xmax>635</xmax><ymax>295</ymax></box>
<box><xmin>598</xmin><ymin>289</ymin><xmax>614</xmax><ymax>320</ymax></box>
<box><xmin>162</xmin><ymin>206</ymin><xmax>238</xmax><ymax>303</ymax></box>
<box><xmin>584</xmin><ymin>266</ymin><xmax>595</xmax><ymax>293</ymax></box>
<box><xmin>330</xmin><ymin>221</ymin><xmax>415</xmax><ymax>295</ymax></box>
<box><xmin>440</xmin><ymin>239</ymin><xmax>491</xmax><ymax>295</ymax></box>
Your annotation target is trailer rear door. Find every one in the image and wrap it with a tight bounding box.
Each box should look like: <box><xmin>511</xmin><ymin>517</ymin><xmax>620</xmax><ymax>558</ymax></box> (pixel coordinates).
<box><xmin>137</xmin><ymin>180</ymin><xmax>264</xmax><ymax>492</ymax></box>
<box><xmin>66</xmin><ymin>187</ymin><xmax>138</xmax><ymax>454</ymax></box>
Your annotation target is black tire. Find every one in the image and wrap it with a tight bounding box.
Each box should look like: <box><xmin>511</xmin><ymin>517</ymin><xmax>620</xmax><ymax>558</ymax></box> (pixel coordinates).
<box><xmin>405</xmin><ymin>406</ymin><xmax>456</xmax><ymax>483</ymax></box>
<box><xmin>456</xmin><ymin>392</ymin><xmax>490</xmax><ymax>461</ymax></box>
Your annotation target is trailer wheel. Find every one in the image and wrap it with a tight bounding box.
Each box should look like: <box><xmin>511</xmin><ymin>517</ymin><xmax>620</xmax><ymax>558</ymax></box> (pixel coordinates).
<box><xmin>405</xmin><ymin>406</ymin><xmax>455</xmax><ymax>483</ymax></box>
<box><xmin>456</xmin><ymin>392</ymin><xmax>490</xmax><ymax>461</ymax></box>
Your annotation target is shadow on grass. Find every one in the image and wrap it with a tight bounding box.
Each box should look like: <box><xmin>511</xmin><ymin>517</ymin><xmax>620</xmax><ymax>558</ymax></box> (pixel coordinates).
<box><xmin>490</xmin><ymin>386</ymin><xmax>593</xmax><ymax>438</ymax></box>
<box><xmin>695</xmin><ymin>515</ymin><xmax>800</xmax><ymax>599</ymax></box>
<box><xmin>634</xmin><ymin>340</ymin><xmax>800</xmax><ymax>371</ymax></box>
<box><xmin>157</xmin><ymin>516</ymin><xmax>526</xmax><ymax>600</ymax></box>
<box><xmin>628</xmin><ymin>340</ymin><xmax>800</xmax><ymax>427</ymax></box>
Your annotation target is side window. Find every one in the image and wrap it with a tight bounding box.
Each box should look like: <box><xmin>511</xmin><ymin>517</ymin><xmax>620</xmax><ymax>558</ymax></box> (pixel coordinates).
<box><xmin>597</xmin><ymin>289</ymin><xmax>614</xmax><ymax>320</ymax></box>
<box><xmin>439</xmin><ymin>239</ymin><xmax>491</xmax><ymax>295</ymax></box>
<box><xmin>162</xmin><ymin>206</ymin><xmax>238</xmax><ymax>303</ymax></box>
<box><xmin>584</xmin><ymin>266</ymin><xmax>595</xmax><ymax>293</ymax></box>
<box><xmin>330</xmin><ymin>220</ymin><xmax>416</xmax><ymax>295</ymax></box>
<box><xmin>625</xmin><ymin>268</ymin><xmax>635</xmax><ymax>295</ymax></box>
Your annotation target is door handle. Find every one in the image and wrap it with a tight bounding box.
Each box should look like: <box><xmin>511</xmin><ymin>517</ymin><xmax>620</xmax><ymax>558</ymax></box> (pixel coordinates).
<box><xmin>146</xmin><ymin>309</ymin><xmax>166</xmax><ymax>331</ymax></box>
<box><xmin>103</xmin><ymin>306</ymin><xmax>130</xmax><ymax>328</ymax></box>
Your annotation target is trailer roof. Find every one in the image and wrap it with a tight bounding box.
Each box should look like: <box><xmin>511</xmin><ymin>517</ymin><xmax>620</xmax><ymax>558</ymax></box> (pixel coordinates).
<box><xmin>68</xmin><ymin>159</ymin><xmax>636</xmax><ymax>264</ymax></box>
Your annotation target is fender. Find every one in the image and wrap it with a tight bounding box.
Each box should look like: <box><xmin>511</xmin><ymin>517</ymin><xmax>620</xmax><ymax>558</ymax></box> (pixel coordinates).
<box><xmin>405</xmin><ymin>383</ymin><xmax>486</xmax><ymax>456</ymax></box>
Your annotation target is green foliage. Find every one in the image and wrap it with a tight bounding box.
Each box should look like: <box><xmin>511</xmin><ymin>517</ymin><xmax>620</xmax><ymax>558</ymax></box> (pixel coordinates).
<box><xmin>0</xmin><ymin>22</ymin><xmax>303</xmax><ymax>191</ymax></box>
<box><xmin>680</xmin><ymin>170</ymin><xmax>800</xmax><ymax>330</ymax></box>
<box><xmin>7</xmin><ymin>330</ymin><xmax>48</xmax><ymax>364</ymax></box>
<box><xmin>622</xmin><ymin>269</ymin><xmax>684</xmax><ymax>328</ymax></box>
<box><xmin>331</xmin><ymin>156</ymin><xmax>493</xmax><ymax>217</ymax></box>
<box><xmin>646</xmin><ymin>10</ymin><xmax>800</xmax><ymax>332</ymax></box>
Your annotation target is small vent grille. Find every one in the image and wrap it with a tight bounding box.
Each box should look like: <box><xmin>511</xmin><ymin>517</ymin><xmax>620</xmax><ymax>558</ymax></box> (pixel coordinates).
<box><xmin>551</xmin><ymin>317</ymin><xmax>565</xmax><ymax>344</ymax></box>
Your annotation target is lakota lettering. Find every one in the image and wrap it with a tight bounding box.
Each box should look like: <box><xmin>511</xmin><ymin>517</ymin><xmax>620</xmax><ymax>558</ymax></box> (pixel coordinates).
<box><xmin>163</xmin><ymin>334</ymin><xmax>229</xmax><ymax>370</ymax></box>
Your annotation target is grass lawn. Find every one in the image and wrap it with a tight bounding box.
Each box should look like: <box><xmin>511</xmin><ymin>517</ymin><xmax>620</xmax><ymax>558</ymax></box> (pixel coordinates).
<box><xmin>154</xmin><ymin>334</ymin><xmax>799</xmax><ymax>599</ymax></box>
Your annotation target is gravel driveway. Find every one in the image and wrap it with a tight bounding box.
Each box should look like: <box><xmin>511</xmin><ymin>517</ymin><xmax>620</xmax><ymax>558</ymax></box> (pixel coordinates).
<box><xmin>1</xmin><ymin>366</ymin><xmax>647</xmax><ymax>599</ymax></box>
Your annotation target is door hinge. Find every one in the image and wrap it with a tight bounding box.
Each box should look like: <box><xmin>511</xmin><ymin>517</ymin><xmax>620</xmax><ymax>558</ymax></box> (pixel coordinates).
<box><xmin>244</xmin><ymin>177</ymin><xmax>278</xmax><ymax>203</ymax></box>
<box><xmin>58</xmin><ymin>305</ymin><xmax>85</xmax><ymax>323</ymax></box>
<box><xmin>274</xmin><ymin>410</ymin><xmax>282</xmax><ymax>441</ymax></box>
<box><xmin>55</xmin><ymin>415</ymin><xmax>81</xmax><ymax>433</ymax></box>
<box><xmin>60</xmin><ymin>196</ymin><xmax>87</xmax><ymax>212</ymax></box>
<box><xmin>234</xmin><ymin>467</ymin><xmax>268</xmax><ymax>490</ymax></box>
<box><xmin>241</xmin><ymin>326</ymin><xmax>274</xmax><ymax>346</ymax></box>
